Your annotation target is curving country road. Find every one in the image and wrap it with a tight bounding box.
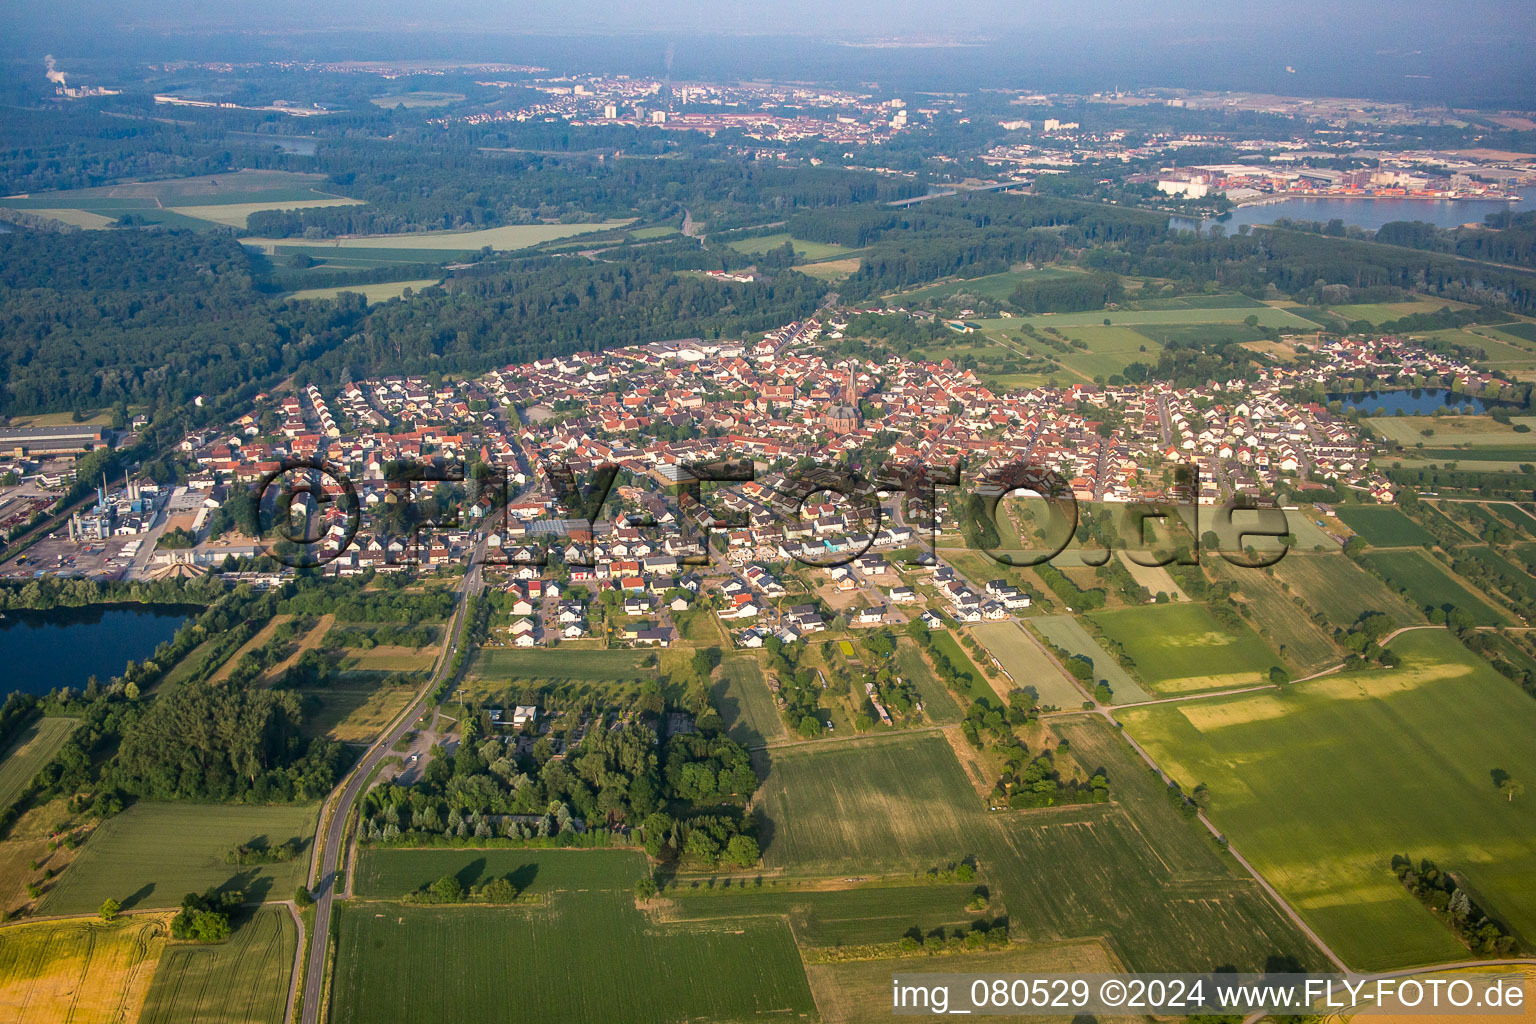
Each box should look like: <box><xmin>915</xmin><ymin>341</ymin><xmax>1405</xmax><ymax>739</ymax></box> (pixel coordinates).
<box><xmin>296</xmin><ymin>535</ymin><xmax>488</xmax><ymax>1024</ymax></box>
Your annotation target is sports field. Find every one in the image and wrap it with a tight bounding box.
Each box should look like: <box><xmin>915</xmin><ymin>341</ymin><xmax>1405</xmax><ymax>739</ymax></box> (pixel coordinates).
<box><xmin>968</xmin><ymin>622</ymin><xmax>1085</xmax><ymax>708</ymax></box>
<box><xmin>329</xmin><ymin>890</ymin><xmax>815</xmax><ymax>1024</ymax></box>
<box><xmin>1121</xmin><ymin>630</ymin><xmax>1536</xmax><ymax>971</ymax></box>
<box><xmin>711</xmin><ymin>655</ymin><xmax>787</xmax><ymax>746</ymax></box>
<box><xmin>0</xmin><ymin>718</ymin><xmax>76</xmax><ymax>812</ymax></box>
<box><xmin>1089</xmin><ymin>603</ymin><xmax>1279</xmax><ymax>694</ymax></box>
<box><xmin>0</xmin><ymin>914</ymin><xmax>169</xmax><ymax>1024</ymax></box>
<box><xmin>1336</xmin><ymin>506</ymin><xmax>1437</xmax><ymax>547</ymax></box>
<box><xmin>39</xmin><ymin>802</ymin><xmax>317</xmax><ymax>915</ymax></box>
<box><xmin>139</xmin><ymin>905</ymin><xmax>296</xmax><ymax>1024</ymax></box>
<box><xmin>1027</xmin><ymin>616</ymin><xmax>1154</xmax><ymax>703</ymax></box>
<box><xmin>1360</xmin><ymin>549</ymin><xmax>1507</xmax><ymax>625</ymax></box>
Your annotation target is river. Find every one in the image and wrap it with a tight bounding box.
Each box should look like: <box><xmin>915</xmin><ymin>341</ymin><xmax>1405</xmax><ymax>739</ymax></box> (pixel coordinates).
<box><xmin>1172</xmin><ymin>194</ymin><xmax>1536</xmax><ymax>234</ymax></box>
<box><xmin>0</xmin><ymin>604</ymin><xmax>197</xmax><ymax>697</ymax></box>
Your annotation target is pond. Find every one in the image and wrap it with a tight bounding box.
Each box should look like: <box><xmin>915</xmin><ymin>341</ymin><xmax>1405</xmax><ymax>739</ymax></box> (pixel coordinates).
<box><xmin>1172</xmin><ymin>194</ymin><xmax>1535</xmax><ymax>234</ymax></box>
<box><xmin>1326</xmin><ymin>388</ymin><xmax>1517</xmax><ymax>416</ymax></box>
<box><xmin>0</xmin><ymin>604</ymin><xmax>197</xmax><ymax>697</ymax></box>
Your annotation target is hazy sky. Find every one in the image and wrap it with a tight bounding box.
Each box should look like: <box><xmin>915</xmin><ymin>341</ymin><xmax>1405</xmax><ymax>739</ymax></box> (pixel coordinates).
<box><xmin>6</xmin><ymin>1</ymin><xmax>1533</xmax><ymax>103</ymax></box>
<box><xmin>9</xmin><ymin>0</ymin><xmax>1534</xmax><ymax>41</ymax></box>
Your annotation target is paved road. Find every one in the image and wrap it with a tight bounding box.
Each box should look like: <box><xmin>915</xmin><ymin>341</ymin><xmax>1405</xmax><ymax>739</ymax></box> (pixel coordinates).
<box><xmin>296</xmin><ymin>535</ymin><xmax>488</xmax><ymax>1024</ymax></box>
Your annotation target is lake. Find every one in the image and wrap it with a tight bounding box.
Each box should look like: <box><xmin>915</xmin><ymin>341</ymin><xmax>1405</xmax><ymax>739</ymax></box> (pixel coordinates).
<box><xmin>0</xmin><ymin>604</ymin><xmax>197</xmax><ymax>697</ymax></box>
<box><xmin>1327</xmin><ymin>388</ymin><xmax>1517</xmax><ymax>416</ymax></box>
<box><xmin>1173</xmin><ymin>194</ymin><xmax>1535</xmax><ymax>234</ymax></box>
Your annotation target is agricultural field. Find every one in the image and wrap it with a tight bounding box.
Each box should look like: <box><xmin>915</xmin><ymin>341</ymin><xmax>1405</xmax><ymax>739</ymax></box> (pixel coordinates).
<box><xmin>805</xmin><ymin>939</ymin><xmax>1132</xmax><ymax>1024</ymax></box>
<box><xmin>1121</xmin><ymin>630</ymin><xmax>1536</xmax><ymax>971</ymax></box>
<box><xmin>354</xmin><ymin>848</ymin><xmax>645</xmax><ymax>899</ymax></box>
<box><xmin>893</xmin><ymin>639</ymin><xmax>962</xmax><ymax>724</ymax></box>
<box><xmin>753</xmin><ymin>734</ymin><xmax>983</xmax><ymax>877</ymax></box>
<box><xmin>1089</xmin><ymin>603</ymin><xmax>1278</xmax><ymax>694</ymax></box>
<box><xmin>468</xmin><ymin>646</ymin><xmax>658</xmax><ymax>689</ymax></box>
<box><xmin>0</xmin><ymin>914</ymin><xmax>169</xmax><ymax>1024</ymax></box>
<box><xmin>1327</xmin><ymin>298</ymin><xmax>1466</xmax><ymax>324</ymax></box>
<box><xmin>711</xmin><ymin>655</ymin><xmax>787</xmax><ymax>747</ymax></box>
<box><xmin>0</xmin><ymin>717</ymin><xmax>76</xmax><ymax>812</ymax></box>
<box><xmin>299</xmin><ymin>677</ymin><xmax>420</xmax><ymax>743</ymax></box>
<box><xmin>329</xmin><ymin>889</ymin><xmax>815</xmax><ymax>1024</ymax></box>
<box><xmin>1047</xmin><ymin>325</ymin><xmax>1162</xmax><ymax>380</ymax></box>
<box><xmin>1207</xmin><ymin>559</ymin><xmax>1339</xmax><ymax>674</ymax></box>
<box><xmin>724</xmin><ymin>233</ymin><xmax>854</xmax><ymax>261</ymax></box>
<box><xmin>39</xmin><ymin>802</ymin><xmax>317</xmax><ymax>915</ymax></box>
<box><xmin>139</xmin><ymin>905</ymin><xmax>296</xmax><ymax>1024</ymax></box>
<box><xmin>1360</xmin><ymin>549</ymin><xmax>1507</xmax><ymax>625</ymax></box>
<box><xmin>1272</xmin><ymin>550</ymin><xmax>1423</xmax><ymax>627</ymax></box>
<box><xmin>795</xmin><ymin>258</ymin><xmax>862</xmax><ymax>281</ymax></box>
<box><xmin>242</xmin><ymin>219</ymin><xmax>631</xmax><ymax>256</ymax></box>
<box><xmin>990</xmin><ymin>305</ymin><xmax>1316</xmax><ymax>330</ymax></box>
<box><xmin>368</xmin><ymin>91</ymin><xmax>466</xmax><ymax>108</ymax></box>
<box><xmin>1367</xmin><ymin>414</ymin><xmax>1536</xmax><ymax>447</ymax></box>
<box><xmin>664</xmin><ymin>880</ymin><xmax>988</xmax><ymax>947</ymax></box>
<box><xmin>285</xmin><ymin>278</ymin><xmax>441</xmax><ymax>304</ymax></box>
<box><xmin>0</xmin><ymin>170</ymin><xmax>364</xmax><ymax>231</ymax></box>
<box><xmin>981</xmin><ymin>717</ymin><xmax>1329</xmax><ymax>974</ymax></box>
<box><xmin>1027</xmin><ymin>616</ymin><xmax>1154</xmax><ymax>703</ymax></box>
<box><xmin>1336</xmin><ymin>506</ymin><xmax>1437</xmax><ymax>547</ymax></box>
<box><xmin>967</xmin><ymin>622</ymin><xmax>1085</xmax><ymax>708</ymax></box>
<box><xmin>895</xmin><ymin>265</ymin><xmax>1084</xmax><ymax>305</ymax></box>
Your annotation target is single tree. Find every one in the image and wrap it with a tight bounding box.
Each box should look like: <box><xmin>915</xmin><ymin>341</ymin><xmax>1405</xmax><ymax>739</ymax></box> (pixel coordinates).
<box><xmin>99</xmin><ymin>898</ymin><xmax>121</xmax><ymax>922</ymax></box>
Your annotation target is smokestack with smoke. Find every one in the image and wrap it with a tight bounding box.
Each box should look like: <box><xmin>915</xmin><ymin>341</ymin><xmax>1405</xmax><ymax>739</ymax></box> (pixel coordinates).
<box><xmin>45</xmin><ymin>55</ymin><xmax>67</xmax><ymax>88</ymax></box>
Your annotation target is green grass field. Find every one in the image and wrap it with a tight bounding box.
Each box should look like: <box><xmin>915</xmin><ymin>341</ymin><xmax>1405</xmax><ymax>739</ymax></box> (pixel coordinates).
<box><xmin>711</xmin><ymin>655</ymin><xmax>787</xmax><ymax>747</ymax></box>
<box><xmin>1336</xmin><ymin>506</ymin><xmax>1437</xmax><ymax>547</ymax></box>
<box><xmin>355</xmin><ymin>848</ymin><xmax>645</xmax><ymax>899</ymax></box>
<box><xmin>1089</xmin><ymin>603</ymin><xmax>1278</xmax><ymax>694</ymax></box>
<box><xmin>1207</xmin><ymin>560</ymin><xmax>1339</xmax><ymax>674</ymax></box>
<box><xmin>968</xmin><ymin>622</ymin><xmax>1085</xmax><ymax>708</ymax></box>
<box><xmin>1027</xmin><ymin>616</ymin><xmax>1154</xmax><ymax>703</ymax></box>
<box><xmin>1121</xmin><ymin>630</ymin><xmax>1536</xmax><ymax>970</ymax></box>
<box><xmin>1</xmin><ymin>170</ymin><xmax>365</xmax><ymax>231</ymax></box>
<box><xmin>1272</xmin><ymin>551</ymin><xmax>1423</xmax><ymax>627</ymax></box>
<box><xmin>139</xmin><ymin>905</ymin><xmax>296</xmax><ymax>1024</ymax></box>
<box><xmin>244</xmin><ymin>220</ymin><xmax>631</xmax><ymax>254</ymax></box>
<box><xmin>723</xmin><ymin>233</ymin><xmax>853</xmax><ymax>261</ymax></box>
<box><xmin>0</xmin><ymin>717</ymin><xmax>76</xmax><ymax>812</ymax></box>
<box><xmin>755</xmin><ymin>734</ymin><xmax>983</xmax><ymax>877</ymax></box>
<box><xmin>39</xmin><ymin>802</ymin><xmax>318</xmax><ymax>914</ymax></box>
<box><xmin>285</xmin><ymin>278</ymin><xmax>440</xmax><ymax>304</ymax></box>
<box><xmin>986</xmin><ymin>306</ymin><xmax>1314</xmax><ymax>330</ymax></box>
<box><xmin>894</xmin><ymin>638</ymin><xmax>962</xmax><ymax>724</ymax></box>
<box><xmin>469</xmin><ymin>646</ymin><xmax>656</xmax><ymax>683</ymax></box>
<box><xmin>1050</xmin><ymin>325</ymin><xmax>1164</xmax><ymax>379</ymax></box>
<box><xmin>369</xmin><ymin>91</ymin><xmax>466</xmax><ymax>108</ymax></box>
<box><xmin>1360</xmin><ymin>549</ymin><xmax>1507</xmax><ymax>625</ymax></box>
<box><xmin>895</xmin><ymin>266</ymin><xmax>1083</xmax><ymax>304</ymax></box>
<box><xmin>665</xmin><ymin>880</ymin><xmax>986</xmax><ymax>947</ymax></box>
<box><xmin>330</xmin><ymin>876</ymin><xmax>815</xmax><ymax>1024</ymax></box>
